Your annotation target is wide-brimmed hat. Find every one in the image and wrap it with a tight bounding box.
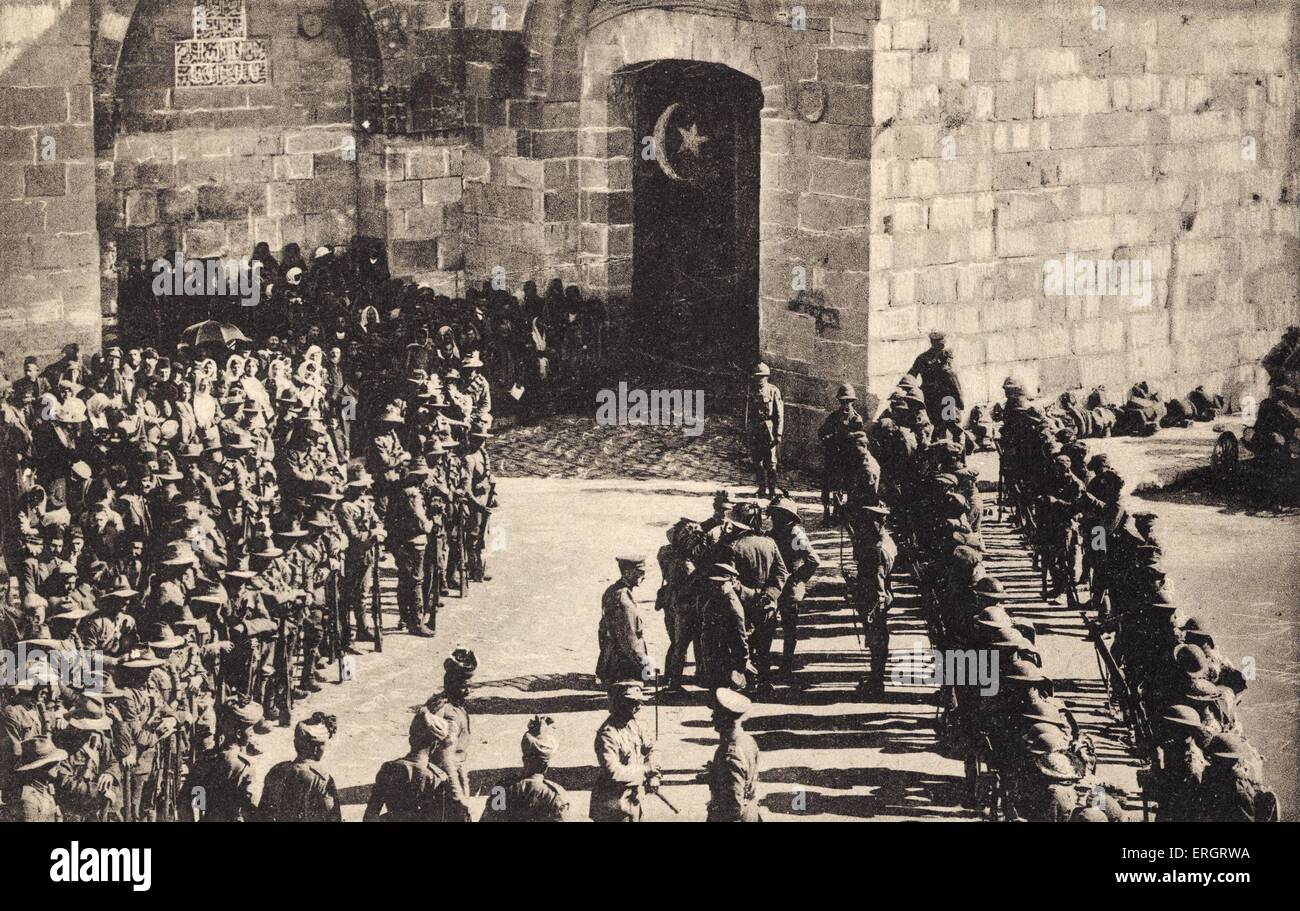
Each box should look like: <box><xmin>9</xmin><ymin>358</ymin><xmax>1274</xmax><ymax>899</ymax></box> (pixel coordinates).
<box><xmin>973</xmin><ymin>575</ymin><xmax>1009</xmax><ymax>603</ymax></box>
<box><xmin>608</xmin><ymin>680</ymin><xmax>650</xmax><ymax>703</ymax></box>
<box><xmin>101</xmin><ymin>574</ymin><xmax>139</xmax><ymax>599</ymax></box>
<box><xmin>1204</xmin><ymin>733</ymin><xmax>1254</xmax><ymax>762</ymax></box>
<box><xmin>751</xmin><ymin>362</ymin><xmax>771</xmax><ymax>377</ymax></box>
<box><xmin>1036</xmin><ymin>751</ymin><xmax>1082</xmax><ymax>782</ymax></box>
<box><xmin>347</xmin><ymin>465</ymin><xmax>373</xmax><ymax>488</ymax></box>
<box><xmin>159</xmin><ymin>542</ymin><xmax>196</xmax><ymax>567</ymax></box>
<box><xmin>67</xmin><ymin>699</ymin><xmax>114</xmax><ymax>732</ymax></box>
<box><xmin>1183</xmin><ymin>677</ymin><xmax>1221</xmax><ymax>702</ymax></box>
<box><xmin>835</xmin><ymin>383</ymin><xmax>857</xmax><ymax>401</ymax></box>
<box><xmin>377</xmin><ymin>404</ymin><xmax>405</xmax><ymax>424</ymax></box>
<box><xmin>706</xmin><ymin>561</ymin><xmax>739</xmax><ymax>581</ymax></box>
<box><xmin>249</xmin><ymin>536</ymin><xmax>283</xmax><ymax>559</ymax></box>
<box><xmin>767</xmin><ymin>497</ymin><xmax>800</xmax><ymax>523</ymax></box>
<box><xmin>460</xmin><ymin>354</ymin><xmax>483</xmax><ymax>369</ymax></box>
<box><xmin>1159</xmin><ymin>704</ymin><xmax>1205</xmax><ymax>732</ymax></box>
<box><xmin>147</xmin><ymin>623</ymin><xmax>184</xmax><ymax>650</ymax></box>
<box><xmin>273</xmin><ymin>520</ymin><xmax>308</xmax><ymax>540</ymax></box>
<box><xmin>713</xmin><ymin>687</ymin><xmax>752</xmax><ymax>719</ymax></box>
<box><xmin>14</xmin><ymin>736</ymin><xmax>68</xmax><ymax>772</ymax></box>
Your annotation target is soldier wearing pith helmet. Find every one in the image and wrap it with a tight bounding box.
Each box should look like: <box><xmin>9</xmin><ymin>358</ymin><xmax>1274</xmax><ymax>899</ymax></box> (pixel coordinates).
<box><xmin>744</xmin><ymin>362</ymin><xmax>784</xmax><ymax>497</ymax></box>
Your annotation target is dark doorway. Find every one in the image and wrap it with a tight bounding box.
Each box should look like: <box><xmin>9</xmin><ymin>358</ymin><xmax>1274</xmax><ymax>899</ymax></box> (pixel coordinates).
<box><xmin>620</xmin><ymin>60</ymin><xmax>761</xmax><ymax>371</ymax></box>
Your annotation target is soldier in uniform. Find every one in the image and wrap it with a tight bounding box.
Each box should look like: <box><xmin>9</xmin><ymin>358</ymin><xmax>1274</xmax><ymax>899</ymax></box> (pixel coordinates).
<box><xmin>363</xmin><ymin>706</ymin><xmax>454</xmax><ymax>821</ymax></box>
<box><xmin>338</xmin><ymin>465</ymin><xmax>383</xmax><ymax>646</ymax></box>
<box><xmin>460</xmin><ymin>353</ymin><xmax>493</xmax><ymax>432</ymax></box>
<box><xmin>422</xmin><ymin>648</ymin><xmax>477</xmax><ymax>822</ymax></box>
<box><xmin>590</xmin><ymin>681</ymin><xmax>660</xmax><ymax>822</ymax></box>
<box><xmin>819</xmin><ymin>383</ymin><xmax>865</xmax><ymax>519</ymax></box>
<box><xmin>909</xmin><ymin>330</ymin><xmax>964</xmax><ymax>441</ymax></box>
<box><xmin>52</xmin><ymin>694</ymin><xmax>120</xmax><ymax>821</ymax></box>
<box><xmin>705</xmin><ymin>688</ymin><xmax>761</xmax><ymax>822</ymax></box>
<box><xmin>183</xmin><ymin>700</ymin><xmax>262</xmax><ymax>821</ymax></box>
<box><xmin>114</xmin><ymin>650</ymin><xmax>174</xmax><ymax>821</ymax></box>
<box><xmin>460</xmin><ymin>429</ymin><xmax>495</xmax><ymax>584</ymax></box>
<box><xmin>480</xmin><ymin>715</ymin><xmax>569</xmax><ymax>822</ymax></box>
<box><xmin>744</xmin><ymin>363</ymin><xmax>784</xmax><ymax>497</ymax></box>
<box><xmin>767</xmin><ymin>497</ymin><xmax>820</xmax><ymax>681</ymax></box>
<box><xmin>258</xmin><ymin>711</ymin><xmax>341</xmax><ymax>822</ymax></box>
<box><xmin>387</xmin><ymin>466</ymin><xmax>434</xmax><ymax>636</ymax></box>
<box><xmin>1191</xmin><ymin>733</ymin><xmax>1273</xmax><ymax>822</ymax></box>
<box><xmin>596</xmin><ymin>556</ymin><xmax>652</xmax><ymax>686</ymax></box>
<box><xmin>0</xmin><ymin>675</ymin><xmax>45</xmax><ymax>802</ymax></box>
<box><xmin>849</xmin><ymin>504</ymin><xmax>896</xmax><ymax>694</ymax></box>
<box><xmin>2</xmin><ymin>735</ymin><xmax>66</xmax><ymax>821</ymax></box>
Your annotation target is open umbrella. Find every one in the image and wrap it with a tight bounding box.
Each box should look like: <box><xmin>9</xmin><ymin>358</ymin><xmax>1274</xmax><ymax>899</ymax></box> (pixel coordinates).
<box><xmin>180</xmin><ymin>320</ymin><xmax>250</xmax><ymax>348</ymax></box>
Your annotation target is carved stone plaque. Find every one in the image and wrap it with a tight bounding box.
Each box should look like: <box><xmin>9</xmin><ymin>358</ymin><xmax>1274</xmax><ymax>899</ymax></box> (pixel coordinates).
<box><xmin>175</xmin><ymin>0</ymin><xmax>268</xmax><ymax>87</ymax></box>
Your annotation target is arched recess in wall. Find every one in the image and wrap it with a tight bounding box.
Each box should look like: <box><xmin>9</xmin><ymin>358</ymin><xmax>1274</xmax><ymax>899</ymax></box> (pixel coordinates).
<box><xmin>89</xmin><ymin>0</ymin><xmax>386</xmax><ymax>331</ymax></box>
<box><xmin>523</xmin><ymin>0</ymin><xmax>781</xmax><ymax>102</ymax></box>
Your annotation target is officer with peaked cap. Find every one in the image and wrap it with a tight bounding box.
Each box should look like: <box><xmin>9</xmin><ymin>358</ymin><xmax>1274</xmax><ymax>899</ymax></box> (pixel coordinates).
<box><xmin>744</xmin><ymin>362</ymin><xmax>784</xmax><ymax>497</ymax></box>
<box><xmin>596</xmin><ymin>555</ymin><xmax>653</xmax><ymax>686</ymax></box>
<box><xmin>706</xmin><ymin>688</ymin><xmax>761</xmax><ymax>821</ymax></box>
<box><xmin>422</xmin><ymin>648</ymin><xmax>478</xmax><ymax>821</ymax></box>
<box><xmin>183</xmin><ymin>700</ymin><xmax>263</xmax><ymax>821</ymax></box>
<box><xmin>258</xmin><ymin>710</ymin><xmax>341</xmax><ymax>822</ymax></box>
<box><xmin>480</xmin><ymin>714</ymin><xmax>570</xmax><ymax>822</ymax></box>
<box><xmin>364</xmin><ymin>707</ymin><xmax>455</xmax><ymax>821</ymax></box>
<box><xmin>590</xmin><ymin>681</ymin><xmax>659</xmax><ymax>822</ymax></box>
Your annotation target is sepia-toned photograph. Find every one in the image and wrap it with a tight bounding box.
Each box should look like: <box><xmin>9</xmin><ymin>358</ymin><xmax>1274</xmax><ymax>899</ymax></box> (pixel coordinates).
<box><xmin>0</xmin><ymin>0</ymin><xmax>1295</xmax><ymax>886</ymax></box>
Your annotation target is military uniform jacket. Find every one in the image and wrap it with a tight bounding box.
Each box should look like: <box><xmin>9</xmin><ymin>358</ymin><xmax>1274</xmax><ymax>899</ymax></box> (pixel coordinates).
<box><xmin>367</xmin><ymin>756</ymin><xmax>452</xmax><ymax>821</ymax></box>
<box><xmin>707</xmin><ymin>731</ymin><xmax>761</xmax><ymax>822</ymax></box>
<box><xmin>54</xmin><ymin>735</ymin><xmax>119</xmax><ymax>821</ymax></box>
<box><xmin>774</xmin><ymin>523</ymin><xmax>821</xmax><ymax>589</ymax></box>
<box><xmin>0</xmin><ymin>702</ymin><xmax>40</xmax><ymax>792</ymax></box>
<box><xmin>339</xmin><ymin>496</ymin><xmax>381</xmax><ymax>560</ymax></box>
<box><xmin>425</xmin><ymin>695</ymin><xmax>472</xmax><ymax>819</ymax></box>
<box><xmin>590</xmin><ymin>716</ymin><xmax>656</xmax><ymax>821</ymax></box>
<box><xmin>727</xmin><ymin>532</ymin><xmax>789</xmax><ymax>617</ymax></box>
<box><xmin>744</xmin><ymin>383</ymin><xmax>783</xmax><ymax>446</ymax></box>
<box><xmin>184</xmin><ymin>746</ymin><xmax>256</xmax><ymax>821</ymax></box>
<box><xmin>596</xmin><ymin>579</ymin><xmax>649</xmax><ymax>683</ymax></box>
<box><xmin>4</xmin><ymin>780</ymin><xmax>61</xmax><ymax>822</ymax></box>
<box><xmin>258</xmin><ymin>758</ymin><xmax>341</xmax><ymax>822</ymax></box>
<box><xmin>480</xmin><ymin>773</ymin><xmax>569</xmax><ymax>822</ymax></box>
<box><xmin>465</xmin><ymin>374</ymin><xmax>492</xmax><ymax>429</ymax></box>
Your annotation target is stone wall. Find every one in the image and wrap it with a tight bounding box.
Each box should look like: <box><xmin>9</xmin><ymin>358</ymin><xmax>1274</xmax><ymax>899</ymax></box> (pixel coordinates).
<box><xmin>0</xmin><ymin>0</ymin><xmax>101</xmax><ymax>363</ymax></box>
<box><xmin>867</xmin><ymin>0</ymin><xmax>1300</xmax><ymax>414</ymax></box>
<box><xmin>102</xmin><ymin>0</ymin><xmax>362</xmax><ymax>306</ymax></box>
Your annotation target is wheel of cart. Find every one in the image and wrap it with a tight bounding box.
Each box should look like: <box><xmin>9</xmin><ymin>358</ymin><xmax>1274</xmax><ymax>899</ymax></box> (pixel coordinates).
<box><xmin>1211</xmin><ymin>430</ymin><xmax>1240</xmax><ymax>482</ymax></box>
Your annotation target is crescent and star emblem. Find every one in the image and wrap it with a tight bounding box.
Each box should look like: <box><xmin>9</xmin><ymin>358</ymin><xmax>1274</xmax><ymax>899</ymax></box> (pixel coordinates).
<box><xmin>652</xmin><ymin>102</ymin><xmax>710</xmax><ymax>182</ymax></box>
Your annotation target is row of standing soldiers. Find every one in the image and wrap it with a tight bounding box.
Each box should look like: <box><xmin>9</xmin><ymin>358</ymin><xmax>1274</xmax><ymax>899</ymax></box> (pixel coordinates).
<box><xmin>1</xmin><ymin>315</ymin><xmax>501</xmax><ymax>820</ymax></box>
<box><xmin>998</xmin><ymin>375</ymin><xmax>1277</xmax><ymax>821</ymax></box>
